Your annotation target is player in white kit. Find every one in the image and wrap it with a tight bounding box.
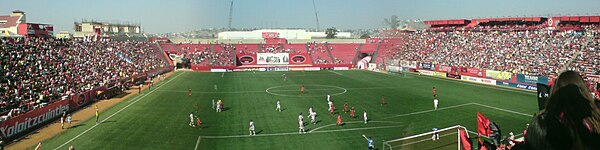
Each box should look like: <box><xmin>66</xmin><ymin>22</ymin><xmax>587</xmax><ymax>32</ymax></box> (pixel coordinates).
<box><xmin>328</xmin><ymin>101</ymin><xmax>333</xmax><ymax>113</ymax></box>
<box><xmin>309</xmin><ymin>111</ymin><xmax>317</xmax><ymax>124</ymax></box>
<box><xmin>433</xmin><ymin>98</ymin><xmax>439</xmax><ymax>110</ymax></box>
<box><xmin>249</xmin><ymin>120</ymin><xmax>256</xmax><ymax>135</ymax></box>
<box><xmin>298</xmin><ymin>120</ymin><xmax>305</xmax><ymax>134</ymax></box>
<box><xmin>189</xmin><ymin>112</ymin><xmax>195</xmax><ymax>127</ymax></box>
<box><xmin>363</xmin><ymin>111</ymin><xmax>368</xmax><ymax>124</ymax></box>
<box><xmin>327</xmin><ymin>94</ymin><xmax>331</xmax><ymax>102</ymax></box>
<box><xmin>276</xmin><ymin>100</ymin><xmax>282</xmax><ymax>112</ymax></box>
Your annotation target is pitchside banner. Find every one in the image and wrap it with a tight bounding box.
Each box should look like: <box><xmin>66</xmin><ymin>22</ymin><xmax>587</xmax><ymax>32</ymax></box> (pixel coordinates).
<box><xmin>257</xmin><ymin>53</ymin><xmax>289</xmax><ymax>65</ymax></box>
<box><xmin>387</xmin><ymin>66</ymin><xmax>402</xmax><ymax>73</ymax></box>
<box><xmin>496</xmin><ymin>81</ymin><xmax>537</xmax><ymax>91</ymax></box>
<box><xmin>0</xmin><ymin>100</ymin><xmax>70</xmax><ymax>139</ymax></box>
<box><xmin>400</xmin><ymin>61</ymin><xmax>418</xmax><ymax>69</ymax></box>
<box><xmin>486</xmin><ymin>70</ymin><xmax>512</xmax><ymax>80</ymax></box>
<box><xmin>237</xmin><ymin>54</ymin><xmax>257</xmax><ymax>65</ymax></box>
<box><xmin>516</xmin><ymin>74</ymin><xmax>549</xmax><ymax>85</ymax></box>
<box><xmin>460</xmin><ymin>67</ymin><xmax>485</xmax><ymax>77</ymax></box>
<box><xmin>289</xmin><ymin>54</ymin><xmax>311</xmax><ymax>64</ymax></box>
<box><xmin>460</xmin><ymin>76</ymin><xmax>496</xmax><ymax>85</ymax></box>
<box><xmin>419</xmin><ymin>62</ymin><xmax>434</xmax><ymax>70</ymax></box>
<box><xmin>437</xmin><ymin>65</ymin><xmax>452</xmax><ymax>73</ymax></box>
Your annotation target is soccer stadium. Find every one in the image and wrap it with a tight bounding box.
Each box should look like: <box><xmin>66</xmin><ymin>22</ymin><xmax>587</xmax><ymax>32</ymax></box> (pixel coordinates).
<box><xmin>1</xmin><ymin>1</ymin><xmax>600</xmax><ymax>150</ymax></box>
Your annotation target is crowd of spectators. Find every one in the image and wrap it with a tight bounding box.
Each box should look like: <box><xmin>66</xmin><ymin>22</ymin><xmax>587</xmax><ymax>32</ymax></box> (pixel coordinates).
<box><xmin>307</xmin><ymin>42</ymin><xmax>332</xmax><ymax>64</ymax></box>
<box><xmin>180</xmin><ymin>46</ymin><xmax>210</xmax><ymax>65</ymax></box>
<box><xmin>210</xmin><ymin>44</ymin><xmax>235</xmax><ymax>66</ymax></box>
<box><xmin>385</xmin><ymin>30</ymin><xmax>588</xmax><ymax>77</ymax></box>
<box><xmin>0</xmin><ymin>37</ymin><xmax>168</xmax><ymax>117</ymax></box>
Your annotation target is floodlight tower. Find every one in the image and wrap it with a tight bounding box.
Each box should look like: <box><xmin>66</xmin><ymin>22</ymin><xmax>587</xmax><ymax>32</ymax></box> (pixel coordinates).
<box><xmin>312</xmin><ymin>0</ymin><xmax>320</xmax><ymax>31</ymax></box>
<box><xmin>228</xmin><ymin>0</ymin><xmax>234</xmax><ymax>30</ymax></box>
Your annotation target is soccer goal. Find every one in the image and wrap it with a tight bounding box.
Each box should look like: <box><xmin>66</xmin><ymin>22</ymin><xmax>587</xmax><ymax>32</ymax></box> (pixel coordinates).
<box><xmin>382</xmin><ymin>125</ymin><xmax>469</xmax><ymax>150</ymax></box>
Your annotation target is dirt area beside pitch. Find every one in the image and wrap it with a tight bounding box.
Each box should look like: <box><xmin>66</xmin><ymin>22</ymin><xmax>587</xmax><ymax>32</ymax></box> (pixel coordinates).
<box><xmin>6</xmin><ymin>71</ymin><xmax>176</xmax><ymax>150</ymax></box>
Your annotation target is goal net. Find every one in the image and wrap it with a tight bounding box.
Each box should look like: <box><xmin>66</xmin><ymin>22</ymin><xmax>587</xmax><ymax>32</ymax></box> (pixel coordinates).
<box><xmin>382</xmin><ymin>125</ymin><xmax>470</xmax><ymax>150</ymax></box>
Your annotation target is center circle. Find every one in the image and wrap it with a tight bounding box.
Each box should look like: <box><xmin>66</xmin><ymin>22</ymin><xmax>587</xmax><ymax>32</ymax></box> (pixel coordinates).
<box><xmin>265</xmin><ymin>84</ymin><xmax>347</xmax><ymax>97</ymax></box>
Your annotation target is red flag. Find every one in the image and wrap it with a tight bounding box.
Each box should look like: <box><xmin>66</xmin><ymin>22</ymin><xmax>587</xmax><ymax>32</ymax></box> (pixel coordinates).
<box><xmin>459</xmin><ymin>129</ymin><xmax>472</xmax><ymax>150</ymax></box>
<box><xmin>477</xmin><ymin>112</ymin><xmax>490</xmax><ymax>136</ymax></box>
<box><xmin>477</xmin><ymin>112</ymin><xmax>490</xmax><ymax>150</ymax></box>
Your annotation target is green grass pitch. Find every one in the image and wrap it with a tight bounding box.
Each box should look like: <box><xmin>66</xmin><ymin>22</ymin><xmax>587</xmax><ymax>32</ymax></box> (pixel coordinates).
<box><xmin>34</xmin><ymin>70</ymin><xmax>538</xmax><ymax>150</ymax></box>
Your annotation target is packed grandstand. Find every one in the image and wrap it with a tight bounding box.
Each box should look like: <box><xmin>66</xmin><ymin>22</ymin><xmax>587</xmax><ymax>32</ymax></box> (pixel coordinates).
<box><xmin>158</xmin><ymin>16</ymin><xmax>600</xmax><ymax>98</ymax></box>
<box><xmin>1</xmin><ymin>11</ymin><xmax>600</xmax><ymax>149</ymax></box>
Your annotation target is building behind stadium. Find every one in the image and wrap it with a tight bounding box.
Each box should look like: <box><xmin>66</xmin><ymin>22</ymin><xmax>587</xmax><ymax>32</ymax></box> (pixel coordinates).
<box><xmin>0</xmin><ymin>10</ymin><xmax>53</xmax><ymax>37</ymax></box>
<box><xmin>73</xmin><ymin>19</ymin><xmax>146</xmax><ymax>41</ymax></box>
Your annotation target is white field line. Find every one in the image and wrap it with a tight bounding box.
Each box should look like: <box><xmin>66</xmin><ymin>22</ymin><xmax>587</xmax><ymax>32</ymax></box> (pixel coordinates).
<box><xmin>309</xmin><ymin>121</ymin><xmax>401</xmax><ymax>133</ymax></box>
<box><xmin>329</xmin><ymin>70</ymin><xmax>343</xmax><ymax>75</ymax></box>
<box><xmin>54</xmin><ymin>72</ymin><xmax>185</xmax><ymax>150</ymax></box>
<box><xmin>472</xmin><ymin>103</ymin><xmax>531</xmax><ymax>117</ymax></box>
<box><xmin>382</xmin><ymin>103</ymin><xmax>474</xmax><ymax>119</ymax></box>
<box><xmin>199</xmin><ymin>125</ymin><xmax>403</xmax><ymax>139</ymax></box>
<box><xmin>158</xmin><ymin>86</ymin><xmax>398</xmax><ymax>94</ymax></box>
<box><xmin>388</xmin><ymin>129</ymin><xmax>479</xmax><ymax>148</ymax></box>
<box><xmin>194</xmin><ymin>136</ymin><xmax>201</xmax><ymax>150</ymax></box>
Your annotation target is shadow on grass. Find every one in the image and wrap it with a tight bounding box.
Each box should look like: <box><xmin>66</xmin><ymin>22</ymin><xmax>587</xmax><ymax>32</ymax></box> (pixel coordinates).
<box><xmin>69</xmin><ymin>123</ymin><xmax>85</xmax><ymax>129</ymax></box>
<box><xmin>222</xmin><ymin>107</ymin><xmax>231</xmax><ymax>112</ymax></box>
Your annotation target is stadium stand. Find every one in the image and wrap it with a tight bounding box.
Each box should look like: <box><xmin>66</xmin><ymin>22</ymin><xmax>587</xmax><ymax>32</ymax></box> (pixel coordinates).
<box><xmin>283</xmin><ymin>44</ymin><xmax>309</xmax><ymax>54</ymax></box>
<box><xmin>327</xmin><ymin>44</ymin><xmax>360</xmax><ymax>64</ymax></box>
<box><xmin>307</xmin><ymin>42</ymin><xmax>332</xmax><ymax>64</ymax></box>
<box><xmin>382</xmin><ymin>31</ymin><xmax>586</xmax><ymax>77</ymax></box>
<box><xmin>235</xmin><ymin>44</ymin><xmax>260</xmax><ymax>54</ymax></box>
<box><xmin>0</xmin><ymin>37</ymin><xmax>169</xmax><ymax>117</ymax></box>
<box><xmin>212</xmin><ymin>43</ymin><xmax>235</xmax><ymax>66</ymax></box>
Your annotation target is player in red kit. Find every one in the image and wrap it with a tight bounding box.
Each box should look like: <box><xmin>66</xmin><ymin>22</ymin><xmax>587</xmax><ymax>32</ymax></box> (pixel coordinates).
<box><xmin>188</xmin><ymin>88</ymin><xmax>192</xmax><ymax>97</ymax></box>
<box><xmin>343</xmin><ymin>102</ymin><xmax>349</xmax><ymax>113</ymax></box>
<box><xmin>336</xmin><ymin>114</ymin><xmax>342</xmax><ymax>126</ymax></box>
<box><xmin>300</xmin><ymin>85</ymin><xmax>305</xmax><ymax>94</ymax></box>
<box><xmin>330</xmin><ymin>103</ymin><xmax>335</xmax><ymax>114</ymax></box>
<box><xmin>432</xmin><ymin>87</ymin><xmax>437</xmax><ymax>98</ymax></box>
<box><xmin>350</xmin><ymin>107</ymin><xmax>356</xmax><ymax>119</ymax></box>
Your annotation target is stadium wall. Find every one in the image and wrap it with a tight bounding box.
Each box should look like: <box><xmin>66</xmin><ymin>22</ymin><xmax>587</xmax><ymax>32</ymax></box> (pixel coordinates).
<box><xmin>388</xmin><ymin>61</ymin><xmax>548</xmax><ymax>91</ymax></box>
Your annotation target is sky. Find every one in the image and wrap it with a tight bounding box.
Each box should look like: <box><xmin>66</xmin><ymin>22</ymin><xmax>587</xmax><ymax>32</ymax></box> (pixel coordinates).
<box><xmin>1</xmin><ymin>0</ymin><xmax>600</xmax><ymax>33</ymax></box>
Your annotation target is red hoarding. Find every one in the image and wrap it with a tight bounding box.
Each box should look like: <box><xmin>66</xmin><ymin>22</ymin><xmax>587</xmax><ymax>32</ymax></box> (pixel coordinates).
<box><xmin>0</xmin><ymin>100</ymin><xmax>71</xmax><ymax>139</ymax></box>
<box><xmin>460</xmin><ymin>67</ymin><xmax>485</xmax><ymax>77</ymax></box>
<box><xmin>289</xmin><ymin>54</ymin><xmax>311</xmax><ymax>64</ymax></box>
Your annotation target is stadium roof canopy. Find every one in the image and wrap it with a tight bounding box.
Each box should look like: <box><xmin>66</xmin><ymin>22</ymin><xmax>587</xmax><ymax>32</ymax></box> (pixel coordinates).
<box><xmin>551</xmin><ymin>16</ymin><xmax>600</xmax><ymax>22</ymax></box>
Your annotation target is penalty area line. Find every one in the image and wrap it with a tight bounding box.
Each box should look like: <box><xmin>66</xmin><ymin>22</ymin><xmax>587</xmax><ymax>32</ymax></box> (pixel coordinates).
<box><xmin>199</xmin><ymin>125</ymin><xmax>403</xmax><ymax>139</ymax></box>
<box><xmin>382</xmin><ymin>103</ymin><xmax>474</xmax><ymax>119</ymax></box>
<box><xmin>194</xmin><ymin>136</ymin><xmax>201</xmax><ymax>150</ymax></box>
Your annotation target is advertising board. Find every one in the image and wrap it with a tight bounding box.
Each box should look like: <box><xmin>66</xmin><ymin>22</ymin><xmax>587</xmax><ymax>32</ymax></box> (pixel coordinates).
<box><xmin>257</xmin><ymin>53</ymin><xmax>289</xmax><ymax>65</ymax></box>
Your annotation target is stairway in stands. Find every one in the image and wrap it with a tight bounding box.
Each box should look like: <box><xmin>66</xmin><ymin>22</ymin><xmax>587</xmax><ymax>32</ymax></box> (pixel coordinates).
<box><xmin>328</xmin><ymin>44</ymin><xmax>361</xmax><ymax>64</ymax></box>
<box><xmin>324</xmin><ymin>42</ymin><xmax>336</xmax><ymax>63</ymax></box>
<box><xmin>305</xmin><ymin>44</ymin><xmax>315</xmax><ymax>63</ymax></box>
<box><xmin>371</xmin><ymin>42</ymin><xmax>382</xmax><ymax>63</ymax></box>
<box><xmin>352</xmin><ymin>44</ymin><xmax>364</xmax><ymax>64</ymax></box>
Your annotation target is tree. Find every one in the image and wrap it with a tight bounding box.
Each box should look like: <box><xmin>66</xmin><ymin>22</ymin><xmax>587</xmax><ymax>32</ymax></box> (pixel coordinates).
<box><xmin>360</xmin><ymin>34</ymin><xmax>371</xmax><ymax>39</ymax></box>
<box><xmin>325</xmin><ymin>27</ymin><xmax>338</xmax><ymax>39</ymax></box>
<box><xmin>384</xmin><ymin>15</ymin><xmax>401</xmax><ymax>29</ymax></box>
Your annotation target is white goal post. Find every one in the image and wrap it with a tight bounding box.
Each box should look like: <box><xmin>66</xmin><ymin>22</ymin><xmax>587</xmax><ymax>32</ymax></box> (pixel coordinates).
<box><xmin>382</xmin><ymin>125</ymin><xmax>469</xmax><ymax>150</ymax></box>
